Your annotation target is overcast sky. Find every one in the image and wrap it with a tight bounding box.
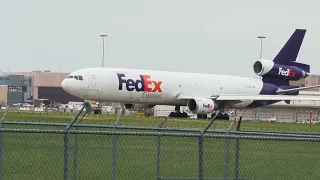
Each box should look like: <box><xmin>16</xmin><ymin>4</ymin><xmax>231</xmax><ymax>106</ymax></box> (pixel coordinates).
<box><xmin>1</xmin><ymin>0</ymin><xmax>320</xmax><ymax>77</ymax></box>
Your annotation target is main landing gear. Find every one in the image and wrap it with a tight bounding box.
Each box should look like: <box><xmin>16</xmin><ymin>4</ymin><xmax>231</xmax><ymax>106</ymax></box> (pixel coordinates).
<box><xmin>168</xmin><ymin>106</ymin><xmax>230</xmax><ymax>120</ymax></box>
<box><xmin>93</xmin><ymin>109</ymin><xmax>102</xmax><ymax>114</ymax></box>
<box><xmin>168</xmin><ymin>106</ymin><xmax>208</xmax><ymax>119</ymax></box>
<box><xmin>168</xmin><ymin>106</ymin><xmax>189</xmax><ymax>118</ymax></box>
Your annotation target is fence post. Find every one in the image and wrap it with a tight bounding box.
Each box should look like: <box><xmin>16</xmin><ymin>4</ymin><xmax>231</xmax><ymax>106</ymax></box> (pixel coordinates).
<box><xmin>111</xmin><ymin>109</ymin><xmax>122</xmax><ymax>180</ymax></box>
<box><xmin>224</xmin><ymin>120</ymin><xmax>235</xmax><ymax>179</ymax></box>
<box><xmin>199</xmin><ymin>110</ymin><xmax>220</xmax><ymax>180</ymax></box>
<box><xmin>0</xmin><ymin>106</ymin><xmax>9</xmax><ymax>180</ymax></box>
<box><xmin>73</xmin><ymin>111</ymin><xmax>87</xmax><ymax>180</ymax></box>
<box><xmin>63</xmin><ymin>106</ymin><xmax>85</xmax><ymax>180</ymax></box>
<box><xmin>234</xmin><ymin>116</ymin><xmax>242</xmax><ymax>180</ymax></box>
<box><xmin>156</xmin><ymin>117</ymin><xmax>168</xmax><ymax>180</ymax></box>
<box><xmin>309</xmin><ymin>111</ymin><xmax>313</xmax><ymax>128</ymax></box>
<box><xmin>198</xmin><ymin>135</ymin><xmax>204</xmax><ymax>180</ymax></box>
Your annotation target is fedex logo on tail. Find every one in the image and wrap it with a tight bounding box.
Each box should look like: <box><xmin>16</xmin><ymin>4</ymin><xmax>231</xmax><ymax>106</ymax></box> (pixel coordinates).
<box><xmin>278</xmin><ymin>67</ymin><xmax>295</xmax><ymax>77</ymax></box>
<box><xmin>117</xmin><ymin>73</ymin><xmax>163</xmax><ymax>92</ymax></box>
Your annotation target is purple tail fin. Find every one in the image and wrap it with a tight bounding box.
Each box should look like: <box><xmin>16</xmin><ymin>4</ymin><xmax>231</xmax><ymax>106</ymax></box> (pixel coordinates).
<box><xmin>273</xmin><ymin>29</ymin><xmax>310</xmax><ymax>73</ymax></box>
<box><xmin>260</xmin><ymin>29</ymin><xmax>310</xmax><ymax>86</ymax></box>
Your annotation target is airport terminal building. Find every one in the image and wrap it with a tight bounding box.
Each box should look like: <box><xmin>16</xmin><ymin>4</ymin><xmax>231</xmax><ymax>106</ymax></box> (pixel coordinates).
<box><xmin>0</xmin><ymin>70</ymin><xmax>83</xmax><ymax>105</ymax></box>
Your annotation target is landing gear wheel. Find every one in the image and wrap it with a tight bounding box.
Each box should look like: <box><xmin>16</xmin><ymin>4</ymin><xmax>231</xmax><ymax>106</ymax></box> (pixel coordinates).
<box><xmin>168</xmin><ymin>106</ymin><xmax>189</xmax><ymax>118</ymax></box>
<box><xmin>168</xmin><ymin>111</ymin><xmax>189</xmax><ymax>118</ymax></box>
<box><xmin>211</xmin><ymin>112</ymin><xmax>229</xmax><ymax>120</ymax></box>
<box><xmin>182</xmin><ymin>112</ymin><xmax>188</xmax><ymax>118</ymax></box>
<box><xmin>94</xmin><ymin>109</ymin><xmax>101</xmax><ymax>114</ymax></box>
<box><xmin>197</xmin><ymin>114</ymin><xmax>207</xmax><ymax>119</ymax></box>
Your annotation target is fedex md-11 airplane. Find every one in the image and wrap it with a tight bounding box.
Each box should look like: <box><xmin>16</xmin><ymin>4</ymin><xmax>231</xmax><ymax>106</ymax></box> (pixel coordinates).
<box><xmin>61</xmin><ymin>29</ymin><xmax>320</xmax><ymax>119</ymax></box>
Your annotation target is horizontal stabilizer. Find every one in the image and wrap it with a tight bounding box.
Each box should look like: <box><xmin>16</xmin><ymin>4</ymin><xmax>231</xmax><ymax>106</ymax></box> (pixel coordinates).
<box><xmin>276</xmin><ymin>85</ymin><xmax>320</xmax><ymax>94</ymax></box>
<box><xmin>286</xmin><ymin>61</ymin><xmax>310</xmax><ymax>73</ymax></box>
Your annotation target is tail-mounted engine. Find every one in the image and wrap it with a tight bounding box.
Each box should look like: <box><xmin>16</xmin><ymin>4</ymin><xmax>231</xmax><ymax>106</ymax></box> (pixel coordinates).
<box><xmin>187</xmin><ymin>98</ymin><xmax>219</xmax><ymax>114</ymax></box>
<box><xmin>253</xmin><ymin>59</ymin><xmax>308</xmax><ymax>81</ymax></box>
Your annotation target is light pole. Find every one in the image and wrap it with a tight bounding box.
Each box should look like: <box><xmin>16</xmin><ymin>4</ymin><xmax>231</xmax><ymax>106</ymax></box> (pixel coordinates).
<box><xmin>99</xmin><ymin>34</ymin><xmax>116</xmax><ymax>109</ymax></box>
<box><xmin>97</xmin><ymin>34</ymin><xmax>108</xmax><ymax>109</ymax></box>
<box><xmin>257</xmin><ymin>36</ymin><xmax>266</xmax><ymax>59</ymax></box>
<box><xmin>100</xmin><ymin>34</ymin><xmax>108</xmax><ymax>67</ymax></box>
<box><xmin>256</xmin><ymin>36</ymin><xmax>266</xmax><ymax>121</ymax></box>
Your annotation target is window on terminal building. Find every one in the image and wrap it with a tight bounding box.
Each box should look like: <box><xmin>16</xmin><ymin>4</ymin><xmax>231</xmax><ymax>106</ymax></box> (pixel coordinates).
<box><xmin>8</xmin><ymin>86</ymin><xmax>22</xmax><ymax>92</ymax></box>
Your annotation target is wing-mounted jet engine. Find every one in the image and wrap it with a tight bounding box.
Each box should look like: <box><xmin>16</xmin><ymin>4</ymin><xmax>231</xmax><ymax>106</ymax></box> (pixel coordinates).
<box><xmin>187</xmin><ymin>98</ymin><xmax>219</xmax><ymax>114</ymax></box>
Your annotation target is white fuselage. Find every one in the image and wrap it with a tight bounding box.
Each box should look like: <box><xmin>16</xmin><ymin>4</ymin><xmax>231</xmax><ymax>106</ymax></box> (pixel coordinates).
<box><xmin>61</xmin><ymin>67</ymin><xmax>264</xmax><ymax>109</ymax></box>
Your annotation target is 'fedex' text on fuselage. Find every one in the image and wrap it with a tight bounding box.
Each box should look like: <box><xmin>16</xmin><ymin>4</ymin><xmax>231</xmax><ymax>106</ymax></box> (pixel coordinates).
<box><xmin>117</xmin><ymin>73</ymin><xmax>163</xmax><ymax>92</ymax></box>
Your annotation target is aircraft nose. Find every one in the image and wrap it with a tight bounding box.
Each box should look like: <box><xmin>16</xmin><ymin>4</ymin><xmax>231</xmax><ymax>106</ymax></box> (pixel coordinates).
<box><xmin>61</xmin><ymin>79</ymin><xmax>70</xmax><ymax>92</ymax></box>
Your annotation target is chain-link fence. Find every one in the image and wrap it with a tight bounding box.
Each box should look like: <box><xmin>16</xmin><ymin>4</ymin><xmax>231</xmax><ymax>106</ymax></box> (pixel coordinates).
<box><xmin>0</xmin><ymin>107</ymin><xmax>320</xmax><ymax>180</ymax></box>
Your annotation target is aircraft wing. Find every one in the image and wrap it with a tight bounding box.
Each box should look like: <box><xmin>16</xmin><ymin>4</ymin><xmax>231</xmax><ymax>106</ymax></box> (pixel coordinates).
<box><xmin>176</xmin><ymin>93</ymin><xmax>320</xmax><ymax>101</ymax></box>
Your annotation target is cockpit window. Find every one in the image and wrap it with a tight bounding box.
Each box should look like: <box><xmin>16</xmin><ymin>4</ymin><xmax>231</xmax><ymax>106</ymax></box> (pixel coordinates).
<box><xmin>67</xmin><ymin>75</ymin><xmax>84</xmax><ymax>81</ymax></box>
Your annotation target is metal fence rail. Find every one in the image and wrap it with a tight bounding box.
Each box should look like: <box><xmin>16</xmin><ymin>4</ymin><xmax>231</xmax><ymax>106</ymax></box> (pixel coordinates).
<box><xmin>0</xmin><ymin>108</ymin><xmax>320</xmax><ymax>179</ymax></box>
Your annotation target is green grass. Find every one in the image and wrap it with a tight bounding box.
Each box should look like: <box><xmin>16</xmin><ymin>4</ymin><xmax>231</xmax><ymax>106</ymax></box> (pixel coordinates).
<box><xmin>1</xmin><ymin>110</ymin><xmax>320</xmax><ymax>179</ymax></box>
<box><xmin>2</xmin><ymin>131</ymin><xmax>320</xmax><ymax>179</ymax></box>
<box><xmin>2</xmin><ymin>110</ymin><xmax>320</xmax><ymax>132</ymax></box>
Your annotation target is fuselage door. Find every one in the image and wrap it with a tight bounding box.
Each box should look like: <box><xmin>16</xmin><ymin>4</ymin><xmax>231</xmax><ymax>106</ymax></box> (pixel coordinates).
<box><xmin>84</xmin><ymin>74</ymin><xmax>103</xmax><ymax>101</ymax></box>
<box><xmin>90</xmin><ymin>75</ymin><xmax>96</xmax><ymax>87</ymax></box>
